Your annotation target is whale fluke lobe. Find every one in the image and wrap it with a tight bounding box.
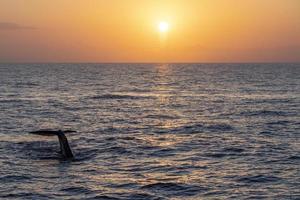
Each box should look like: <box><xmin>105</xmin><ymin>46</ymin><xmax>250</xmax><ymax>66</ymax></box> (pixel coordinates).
<box><xmin>29</xmin><ymin>130</ymin><xmax>74</xmax><ymax>159</ymax></box>
<box><xmin>63</xmin><ymin>130</ymin><xmax>77</xmax><ymax>133</ymax></box>
<box><xmin>29</xmin><ymin>130</ymin><xmax>76</xmax><ymax>135</ymax></box>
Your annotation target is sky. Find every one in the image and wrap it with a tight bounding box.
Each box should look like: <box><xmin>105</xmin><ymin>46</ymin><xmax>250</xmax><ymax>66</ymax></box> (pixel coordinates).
<box><xmin>0</xmin><ymin>0</ymin><xmax>299</xmax><ymax>63</ymax></box>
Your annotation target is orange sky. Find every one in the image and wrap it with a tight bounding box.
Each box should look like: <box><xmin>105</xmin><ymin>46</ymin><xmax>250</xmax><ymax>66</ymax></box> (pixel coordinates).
<box><xmin>0</xmin><ymin>0</ymin><xmax>299</xmax><ymax>63</ymax></box>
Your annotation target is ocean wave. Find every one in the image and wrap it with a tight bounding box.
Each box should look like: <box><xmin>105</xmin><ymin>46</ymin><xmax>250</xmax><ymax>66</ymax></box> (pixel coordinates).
<box><xmin>61</xmin><ymin>186</ymin><xmax>93</xmax><ymax>195</ymax></box>
<box><xmin>105</xmin><ymin>146</ymin><xmax>132</xmax><ymax>155</ymax></box>
<box><xmin>0</xmin><ymin>99</ymin><xmax>30</xmax><ymax>104</ymax></box>
<box><xmin>154</xmin><ymin>124</ymin><xmax>203</xmax><ymax>134</ymax></box>
<box><xmin>222</xmin><ymin>147</ymin><xmax>245</xmax><ymax>153</ymax></box>
<box><xmin>156</xmin><ymin>123</ymin><xmax>234</xmax><ymax>134</ymax></box>
<box><xmin>287</xmin><ymin>155</ymin><xmax>300</xmax><ymax>161</ymax></box>
<box><xmin>203</xmin><ymin>147</ymin><xmax>245</xmax><ymax>158</ymax></box>
<box><xmin>204</xmin><ymin>153</ymin><xmax>228</xmax><ymax>158</ymax></box>
<box><xmin>141</xmin><ymin>182</ymin><xmax>206</xmax><ymax>196</ymax></box>
<box><xmin>0</xmin><ymin>192</ymin><xmax>49</xmax><ymax>199</ymax></box>
<box><xmin>90</xmin><ymin>94</ymin><xmax>154</xmax><ymax>100</ymax></box>
<box><xmin>266</xmin><ymin>120</ymin><xmax>291</xmax><ymax>125</ymax></box>
<box><xmin>237</xmin><ymin>175</ymin><xmax>281</xmax><ymax>183</ymax></box>
<box><xmin>144</xmin><ymin>114</ymin><xmax>179</xmax><ymax>119</ymax></box>
<box><xmin>243</xmin><ymin>98</ymin><xmax>293</xmax><ymax>104</ymax></box>
<box><xmin>124</xmin><ymin>193</ymin><xmax>165</xmax><ymax>200</ymax></box>
<box><xmin>14</xmin><ymin>81</ymin><xmax>39</xmax><ymax>87</ymax></box>
<box><xmin>239</xmin><ymin>110</ymin><xmax>287</xmax><ymax>117</ymax></box>
<box><xmin>149</xmin><ymin>148</ymin><xmax>176</xmax><ymax>157</ymax></box>
<box><xmin>86</xmin><ymin>195</ymin><xmax>121</xmax><ymax>200</ymax></box>
<box><xmin>206</xmin><ymin>124</ymin><xmax>234</xmax><ymax>131</ymax></box>
<box><xmin>107</xmin><ymin>182</ymin><xmax>138</xmax><ymax>189</ymax></box>
<box><xmin>72</xmin><ymin>148</ymin><xmax>99</xmax><ymax>162</ymax></box>
<box><xmin>0</xmin><ymin>175</ymin><xmax>31</xmax><ymax>183</ymax></box>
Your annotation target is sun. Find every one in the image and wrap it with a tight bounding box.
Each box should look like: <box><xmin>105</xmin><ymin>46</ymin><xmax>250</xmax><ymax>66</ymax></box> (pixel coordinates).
<box><xmin>158</xmin><ymin>21</ymin><xmax>170</xmax><ymax>33</ymax></box>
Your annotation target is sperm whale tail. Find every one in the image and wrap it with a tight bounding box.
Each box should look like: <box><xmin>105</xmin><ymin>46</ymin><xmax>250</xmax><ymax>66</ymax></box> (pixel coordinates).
<box><xmin>29</xmin><ymin>130</ymin><xmax>75</xmax><ymax>159</ymax></box>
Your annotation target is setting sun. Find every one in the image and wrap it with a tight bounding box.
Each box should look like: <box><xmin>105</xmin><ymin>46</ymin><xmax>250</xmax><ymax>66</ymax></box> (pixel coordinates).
<box><xmin>158</xmin><ymin>21</ymin><xmax>170</xmax><ymax>33</ymax></box>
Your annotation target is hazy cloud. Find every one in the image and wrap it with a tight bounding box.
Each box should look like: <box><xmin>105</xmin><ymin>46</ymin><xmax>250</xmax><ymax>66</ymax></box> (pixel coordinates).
<box><xmin>0</xmin><ymin>22</ymin><xmax>36</xmax><ymax>30</ymax></box>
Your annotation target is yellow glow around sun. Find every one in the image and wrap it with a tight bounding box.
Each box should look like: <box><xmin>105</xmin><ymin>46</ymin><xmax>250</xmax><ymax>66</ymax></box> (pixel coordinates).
<box><xmin>158</xmin><ymin>21</ymin><xmax>169</xmax><ymax>33</ymax></box>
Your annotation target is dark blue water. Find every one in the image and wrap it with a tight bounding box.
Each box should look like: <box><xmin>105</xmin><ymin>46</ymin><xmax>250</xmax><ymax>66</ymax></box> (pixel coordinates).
<box><xmin>0</xmin><ymin>63</ymin><xmax>299</xmax><ymax>199</ymax></box>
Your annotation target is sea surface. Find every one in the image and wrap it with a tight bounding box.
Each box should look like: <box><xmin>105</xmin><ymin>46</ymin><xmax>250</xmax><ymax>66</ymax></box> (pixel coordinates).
<box><xmin>0</xmin><ymin>63</ymin><xmax>299</xmax><ymax>200</ymax></box>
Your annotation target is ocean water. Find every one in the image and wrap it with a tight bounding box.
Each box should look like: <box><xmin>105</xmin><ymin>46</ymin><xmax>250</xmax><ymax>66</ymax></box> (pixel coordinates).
<box><xmin>0</xmin><ymin>63</ymin><xmax>299</xmax><ymax>200</ymax></box>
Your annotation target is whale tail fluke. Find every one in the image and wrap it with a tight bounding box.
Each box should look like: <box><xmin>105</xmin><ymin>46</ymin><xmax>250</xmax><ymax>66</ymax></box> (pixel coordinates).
<box><xmin>29</xmin><ymin>130</ymin><xmax>75</xmax><ymax>159</ymax></box>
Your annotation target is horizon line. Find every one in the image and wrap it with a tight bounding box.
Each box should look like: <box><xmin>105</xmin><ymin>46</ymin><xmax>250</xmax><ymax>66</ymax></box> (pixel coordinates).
<box><xmin>0</xmin><ymin>61</ymin><xmax>299</xmax><ymax>65</ymax></box>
